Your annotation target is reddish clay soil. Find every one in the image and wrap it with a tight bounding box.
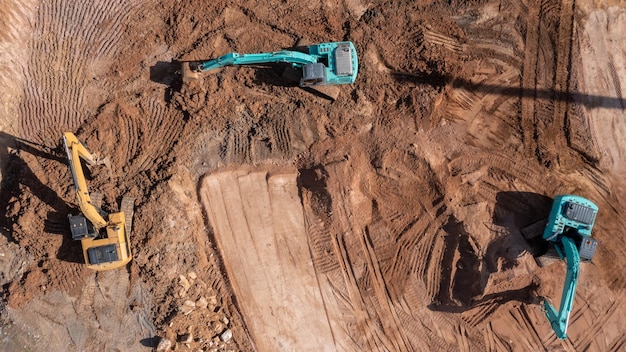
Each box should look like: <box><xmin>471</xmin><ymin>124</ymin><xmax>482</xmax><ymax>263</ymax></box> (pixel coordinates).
<box><xmin>1</xmin><ymin>0</ymin><xmax>625</xmax><ymax>351</ymax></box>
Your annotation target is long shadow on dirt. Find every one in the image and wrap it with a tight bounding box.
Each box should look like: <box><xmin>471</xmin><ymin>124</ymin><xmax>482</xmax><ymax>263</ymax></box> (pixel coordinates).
<box><xmin>430</xmin><ymin>192</ymin><xmax>553</xmax><ymax>314</ymax></box>
<box><xmin>430</xmin><ymin>215</ymin><xmax>483</xmax><ymax>311</ymax></box>
<box><xmin>296</xmin><ymin>164</ymin><xmax>333</xmax><ymax>223</ymax></box>
<box><xmin>491</xmin><ymin>191</ymin><xmax>553</xmax><ymax>259</ymax></box>
<box><xmin>392</xmin><ymin>71</ymin><xmax>625</xmax><ymax>110</ymax></box>
<box><xmin>0</xmin><ymin>132</ymin><xmax>82</xmax><ymax>263</ymax></box>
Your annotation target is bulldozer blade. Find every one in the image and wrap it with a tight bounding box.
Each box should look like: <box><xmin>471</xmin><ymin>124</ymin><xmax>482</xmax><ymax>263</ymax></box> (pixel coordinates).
<box><xmin>182</xmin><ymin>62</ymin><xmax>200</xmax><ymax>83</ymax></box>
<box><xmin>120</xmin><ymin>196</ymin><xmax>135</xmax><ymax>235</ymax></box>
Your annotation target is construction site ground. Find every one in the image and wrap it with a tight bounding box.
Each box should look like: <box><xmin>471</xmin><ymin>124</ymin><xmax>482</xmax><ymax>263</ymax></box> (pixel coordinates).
<box><xmin>1</xmin><ymin>0</ymin><xmax>625</xmax><ymax>351</ymax></box>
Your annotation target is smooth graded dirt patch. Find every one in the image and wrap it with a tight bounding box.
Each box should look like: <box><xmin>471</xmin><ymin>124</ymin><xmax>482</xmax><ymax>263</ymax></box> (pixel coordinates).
<box><xmin>199</xmin><ymin>168</ymin><xmax>335</xmax><ymax>352</ymax></box>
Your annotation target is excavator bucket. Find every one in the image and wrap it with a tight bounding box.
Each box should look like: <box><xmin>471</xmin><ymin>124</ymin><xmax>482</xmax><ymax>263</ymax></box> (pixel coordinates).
<box><xmin>181</xmin><ymin>62</ymin><xmax>200</xmax><ymax>83</ymax></box>
<box><xmin>84</xmin><ymin>155</ymin><xmax>111</xmax><ymax>175</ymax></box>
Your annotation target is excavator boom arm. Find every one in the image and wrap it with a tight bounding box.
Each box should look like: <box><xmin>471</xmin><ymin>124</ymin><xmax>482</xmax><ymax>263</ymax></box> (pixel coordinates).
<box><xmin>543</xmin><ymin>235</ymin><xmax>580</xmax><ymax>339</ymax></box>
<box><xmin>63</xmin><ymin>132</ymin><xmax>107</xmax><ymax>229</ymax></box>
<box><xmin>197</xmin><ymin>50</ymin><xmax>319</xmax><ymax>72</ymax></box>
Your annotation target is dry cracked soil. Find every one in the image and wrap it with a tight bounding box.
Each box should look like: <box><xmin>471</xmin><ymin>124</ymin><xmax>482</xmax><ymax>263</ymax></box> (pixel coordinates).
<box><xmin>1</xmin><ymin>0</ymin><xmax>626</xmax><ymax>351</ymax></box>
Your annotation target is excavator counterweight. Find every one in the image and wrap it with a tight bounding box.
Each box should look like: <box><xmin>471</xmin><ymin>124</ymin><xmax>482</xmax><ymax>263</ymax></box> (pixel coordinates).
<box><xmin>62</xmin><ymin>132</ymin><xmax>133</xmax><ymax>271</ymax></box>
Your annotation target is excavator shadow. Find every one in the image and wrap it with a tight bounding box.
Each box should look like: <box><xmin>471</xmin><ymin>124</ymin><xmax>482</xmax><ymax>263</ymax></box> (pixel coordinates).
<box><xmin>149</xmin><ymin>61</ymin><xmax>183</xmax><ymax>103</ymax></box>
<box><xmin>429</xmin><ymin>285</ymin><xmax>539</xmax><ymax>314</ymax></box>
<box><xmin>0</xmin><ymin>132</ymin><xmax>83</xmax><ymax>263</ymax></box>
<box><xmin>492</xmin><ymin>191</ymin><xmax>553</xmax><ymax>259</ymax></box>
<box><xmin>429</xmin><ymin>192</ymin><xmax>552</xmax><ymax>316</ymax></box>
<box><xmin>430</xmin><ymin>214</ymin><xmax>483</xmax><ymax>311</ymax></box>
<box><xmin>427</xmin><ymin>214</ymin><xmax>536</xmax><ymax>316</ymax></box>
<box><xmin>54</xmin><ymin>212</ymin><xmax>85</xmax><ymax>264</ymax></box>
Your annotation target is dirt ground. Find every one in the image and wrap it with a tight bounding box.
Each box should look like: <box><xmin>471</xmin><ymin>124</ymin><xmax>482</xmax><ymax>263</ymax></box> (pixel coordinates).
<box><xmin>1</xmin><ymin>0</ymin><xmax>625</xmax><ymax>351</ymax></box>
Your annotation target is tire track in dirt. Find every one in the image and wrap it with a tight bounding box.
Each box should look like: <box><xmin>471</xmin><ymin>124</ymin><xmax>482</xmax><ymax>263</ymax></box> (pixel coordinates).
<box><xmin>461</xmin><ymin>299</ymin><xmax>502</xmax><ymax>327</ymax></box>
<box><xmin>520</xmin><ymin>1</ymin><xmax>540</xmax><ymax>158</ymax></box>
<box><xmin>364</xmin><ymin>221</ymin><xmax>396</xmax><ymax>273</ymax></box>
<box><xmin>360</xmin><ymin>228</ymin><xmax>413</xmax><ymax>351</ymax></box>
<box><xmin>449</xmin><ymin>68</ymin><xmax>522</xmax><ymax>149</ymax></box>
<box><xmin>326</xmin><ymin>161</ymin><xmax>402</xmax><ymax>351</ymax></box>
<box><xmin>386</xmin><ymin>216</ymin><xmax>434</xmax><ymax>297</ymax></box>
<box><xmin>456</xmin><ymin>323</ymin><xmax>472</xmax><ymax>352</ymax></box>
<box><xmin>0</xmin><ymin>1</ymin><xmax>36</xmax><ymax>133</ymax></box>
<box><xmin>573</xmin><ymin>294</ymin><xmax>621</xmax><ymax>351</ymax></box>
<box><xmin>608</xmin><ymin>334</ymin><xmax>626</xmax><ymax>352</ymax></box>
<box><xmin>562</xmin><ymin>29</ymin><xmax>601</xmax><ymax>162</ymax></box>
<box><xmin>448</xmin><ymin>153</ymin><xmax>560</xmax><ymax>199</ymax></box>
<box><xmin>421</xmin><ymin>26</ymin><xmax>465</xmax><ymax>54</ymax></box>
<box><xmin>363</xmin><ymin>157</ymin><xmax>451</xmax><ymax>305</ymax></box>
<box><xmin>222</xmin><ymin>111</ymin><xmax>252</xmax><ymax>164</ymax></box>
<box><xmin>302</xmin><ymin>150</ymin><xmax>491</xmax><ymax>351</ymax></box>
<box><xmin>211</xmin><ymin>104</ymin><xmax>305</xmax><ymax>165</ymax></box>
<box><xmin>405</xmin><ymin>280</ymin><xmax>487</xmax><ymax>352</ymax></box>
<box><xmin>547</xmin><ymin>0</ymin><xmax>575</xmax><ymax>156</ymax></box>
<box><xmin>505</xmin><ymin>306</ymin><xmax>546</xmax><ymax>351</ymax></box>
<box><xmin>80</xmin><ymin>95</ymin><xmax>186</xmax><ymax>184</ymax></box>
<box><xmin>484</xmin><ymin>321</ymin><xmax>512</xmax><ymax>352</ymax></box>
<box><xmin>300</xmin><ymin>159</ymin><xmax>403</xmax><ymax>351</ymax></box>
<box><xmin>270</xmin><ymin>115</ymin><xmax>292</xmax><ymax>156</ymax></box>
<box><xmin>332</xmin><ymin>232</ymin><xmax>391</xmax><ymax>352</ymax></box>
<box><xmin>468</xmin><ymin>41</ymin><xmax>522</xmax><ymax>68</ymax></box>
<box><xmin>396</xmin><ymin>287</ymin><xmax>449</xmax><ymax>352</ymax></box>
<box><xmin>424</xmin><ymin>230</ymin><xmax>446</xmax><ymax>300</ymax></box>
<box><xmin>18</xmin><ymin>0</ymin><xmax>142</xmax><ymax>145</ymax></box>
<box><xmin>305</xmin><ymin>216</ymin><xmax>340</xmax><ymax>274</ymax></box>
<box><xmin>606</xmin><ymin>57</ymin><xmax>624</xmax><ymax>108</ymax></box>
<box><xmin>128</xmin><ymin>99</ymin><xmax>182</xmax><ymax>174</ymax></box>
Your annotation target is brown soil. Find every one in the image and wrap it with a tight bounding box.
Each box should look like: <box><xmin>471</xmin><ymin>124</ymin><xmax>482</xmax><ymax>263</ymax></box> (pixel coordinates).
<box><xmin>1</xmin><ymin>0</ymin><xmax>625</xmax><ymax>351</ymax></box>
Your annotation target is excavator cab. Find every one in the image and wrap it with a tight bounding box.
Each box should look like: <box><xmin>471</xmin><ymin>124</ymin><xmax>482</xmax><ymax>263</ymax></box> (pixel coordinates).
<box><xmin>68</xmin><ymin>214</ymin><xmax>98</xmax><ymax>240</ymax></box>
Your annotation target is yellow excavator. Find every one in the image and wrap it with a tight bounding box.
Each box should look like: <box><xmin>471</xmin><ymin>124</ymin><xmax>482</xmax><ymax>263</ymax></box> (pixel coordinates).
<box><xmin>62</xmin><ymin>132</ymin><xmax>133</xmax><ymax>270</ymax></box>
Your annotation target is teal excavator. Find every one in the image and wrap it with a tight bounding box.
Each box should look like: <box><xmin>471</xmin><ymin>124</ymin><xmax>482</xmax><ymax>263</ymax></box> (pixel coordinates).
<box><xmin>539</xmin><ymin>195</ymin><xmax>598</xmax><ymax>339</ymax></box>
<box><xmin>182</xmin><ymin>41</ymin><xmax>358</xmax><ymax>88</ymax></box>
